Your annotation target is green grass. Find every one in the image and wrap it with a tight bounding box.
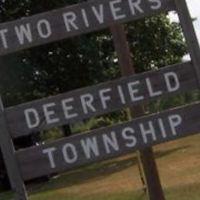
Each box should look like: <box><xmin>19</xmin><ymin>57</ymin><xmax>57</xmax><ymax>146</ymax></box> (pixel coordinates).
<box><xmin>165</xmin><ymin>183</ymin><xmax>200</xmax><ymax>200</ymax></box>
<box><xmin>0</xmin><ymin>191</ymin><xmax>14</xmax><ymax>200</ymax></box>
<box><xmin>2</xmin><ymin>183</ymin><xmax>200</xmax><ymax>200</ymax></box>
<box><xmin>1</xmin><ymin>134</ymin><xmax>200</xmax><ymax>200</ymax></box>
<box><xmin>30</xmin><ymin>190</ymin><xmax>145</xmax><ymax>200</ymax></box>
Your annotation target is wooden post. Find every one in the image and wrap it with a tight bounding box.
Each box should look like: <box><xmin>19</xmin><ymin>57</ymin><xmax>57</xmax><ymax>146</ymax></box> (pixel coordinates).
<box><xmin>110</xmin><ymin>24</ymin><xmax>165</xmax><ymax>200</ymax></box>
<box><xmin>175</xmin><ymin>0</ymin><xmax>200</xmax><ymax>84</ymax></box>
<box><xmin>0</xmin><ymin>97</ymin><xmax>28</xmax><ymax>200</ymax></box>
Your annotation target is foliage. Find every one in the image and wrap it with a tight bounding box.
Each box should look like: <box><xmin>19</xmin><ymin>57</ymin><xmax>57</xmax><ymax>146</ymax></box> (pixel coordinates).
<box><xmin>2</xmin><ymin>133</ymin><xmax>200</xmax><ymax>200</ymax></box>
<box><xmin>0</xmin><ymin>0</ymin><xmax>187</xmax><ymax>107</ymax></box>
<box><xmin>72</xmin><ymin>117</ymin><xmax>113</xmax><ymax>134</ymax></box>
<box><xmin>40</xmin><ymin>128</ymin><xmax>64</xmax><ymax>143</ymax></box>
<box><xmin>127</xmin><ymin>14</ymin><xmax>186</xmax><ymax>72</ymax></box>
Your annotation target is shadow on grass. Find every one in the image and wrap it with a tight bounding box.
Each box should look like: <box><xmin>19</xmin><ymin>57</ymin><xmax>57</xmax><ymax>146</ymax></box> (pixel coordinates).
<box><xmin>165</xmin><ymin>182</ymin><xmax>200</xmax><ymax>200</ymax></box>
<box><xmin>0</xmin><ymin>191</ymin><xmax>14</xmax><ymax>200</ymax></box>
<box><xmin>28</xmin><ymin>144</ymin><xmax>190</xmax><ymax>195</ymax></box>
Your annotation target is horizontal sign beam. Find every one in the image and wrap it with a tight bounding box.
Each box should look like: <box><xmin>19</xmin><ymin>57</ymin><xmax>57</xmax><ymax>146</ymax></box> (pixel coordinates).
<box><xmin>16</xmin><ymin>101</ymin><xmax>200</xmax><ymax>181</ymax></box>
<box><xmin>5</xmin><ymin>61</ymin><xmax>197</xmax><ymax>138</ymax></box>
<box><xmin>0</xmin><ymin>0</ymin><xmax>175</xmax><ymax>55</ymax></box>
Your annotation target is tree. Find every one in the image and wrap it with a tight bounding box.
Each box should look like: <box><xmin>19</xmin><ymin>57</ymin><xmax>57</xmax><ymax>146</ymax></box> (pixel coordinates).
<box><xmin>0</xmin><ymin>1</ymin><xmax>186</xmax><ymax>106</ymax></box>
<box><xmin>0</xmin><ymin>0</ymin><xmax>187</xmax><ymax>189</ymax></box>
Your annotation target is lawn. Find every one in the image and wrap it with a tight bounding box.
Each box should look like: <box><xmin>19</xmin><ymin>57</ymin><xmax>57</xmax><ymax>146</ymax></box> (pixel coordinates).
<box><xmin>1</xmin><ymin>134</ymin><xmax>200</xmax><ymax>200</ymax></box>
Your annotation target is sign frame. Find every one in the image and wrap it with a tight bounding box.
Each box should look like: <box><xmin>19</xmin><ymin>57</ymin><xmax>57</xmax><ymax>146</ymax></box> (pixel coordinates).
<box><xmin>4</xmin><ymin>61</ymin><xmax>196</xmax><ymax>138</ymax></box>
<box><xmin>0</xmin><ymin>0</ymin><xmax>199</xmax><ymax>200</ymax></box>
<box><xmin>0</xmin><ymin>0</ymin><xmax>175</xmax><ymax>55</ymax></box>
<box><xmin>15</xmin><ymin>102</ymin><xmax>200</xmax><ymax>181</ymax></box>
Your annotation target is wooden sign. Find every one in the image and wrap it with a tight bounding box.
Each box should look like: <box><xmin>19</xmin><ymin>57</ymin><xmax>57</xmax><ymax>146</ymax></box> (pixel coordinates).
<box><xmin>0</xmin><ymin>0</ymin><xmax>199</xmax><ymax>200</ymax></box>
<box><xmin>5</xmin><ymin>61</ymin><xmax>197</xmax><ymax>138</ymax></box>
<box><xmin>0</xmin><ymin>0</ymin><xmax>175</xmax><ymax>55</ymax></box>
<box><xmin>16</xmin><ymin>101</ymin><xmax>200</xmax><ymax>181</ymax></box>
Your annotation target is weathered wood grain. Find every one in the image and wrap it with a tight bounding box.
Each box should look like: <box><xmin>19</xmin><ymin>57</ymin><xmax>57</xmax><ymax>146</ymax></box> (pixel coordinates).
<box><xmin>5</xmin><ymin>61</ymin><xmax>198</xmax><ymax>138</ymax></box>
<box><xmin>16</xmin><ymin>101</ymin><xmax>200</xmax><ymax>181</ymax></box>
<box><xmin>0</xmin><ymin>98</ymin><xmax>28</xmax><ymax>199</ymax></box>
<box><xmin>175</xmin><ymin>0</ymin><xmax>200</xmax><ymax>85</ymax></box>
<box><xmin>0</xmin><ymin>0</ymin><xmax>175</xmax><ymax>55</ymax></box>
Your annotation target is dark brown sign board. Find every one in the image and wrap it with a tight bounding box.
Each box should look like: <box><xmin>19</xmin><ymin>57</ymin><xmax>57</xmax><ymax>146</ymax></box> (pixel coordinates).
<box><xmin>0</xmin><ymin>0</ymin><xmax>175</xmax><ymax>55</ymax></box>
<box><xmin>16</xmin><ymin>101</ymin><xmax>200</xmax><ymax>181</ymax></box>
<box><xmin>5</xmin><ymin>61</ymin><xmax>197</xmax><ymax>138</ymax></box>
<box><xmin>0</xmin><ymin>0</ymin><xmax>199</xmax><ymax>199</ymax></box>
<box><xmin>175</xmin><ymin>0</ymin><xmax>200</xmax><ymax>85</ymax></box>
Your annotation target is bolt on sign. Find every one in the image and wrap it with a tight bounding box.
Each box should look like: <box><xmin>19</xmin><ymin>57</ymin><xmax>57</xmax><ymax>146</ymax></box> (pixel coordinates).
<box><xmin>0</xmin><ymin>0</ymin><xmax>199</xmax><ymax>200</ymax></box>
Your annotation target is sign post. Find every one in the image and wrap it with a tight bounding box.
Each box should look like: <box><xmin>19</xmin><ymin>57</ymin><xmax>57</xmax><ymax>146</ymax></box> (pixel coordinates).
<box><xmin>0</xmin><ymin>0</ymin><xmax>199</xmax><ymax>199</ymax></box>
<box><xmin>0</xmin><ymin>0</ymin><xmax>175</xmax><ymax>55</ymax></box>
<box><xmin>175</xmin><ymin>0</ymin><xmax>200</xmax><ymax>84</ymax></box>
<box><xmin>110</xmin><ymin>24</ymin><xmax>165</xmax><ymax>200</ymax></box>
<box><xmin>0</xmin><ymin>97</ymin><xmax>28</xmax><ymax>200</ymax></box>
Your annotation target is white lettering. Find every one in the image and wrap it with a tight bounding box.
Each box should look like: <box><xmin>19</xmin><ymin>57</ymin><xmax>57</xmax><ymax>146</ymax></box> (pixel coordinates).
<box><xmin>24</xmin><ymin>108</ymin><xmax>40</xmax><ymax>129</ymax></box>
<box><xmin>99</xmin><ymin>88</ymin><xmax>112</xmax><ymax>109</ymax></box>
<box><xmin>63</xmin><ymin>12</ymin><xmax>79</xmax><ymax>32</ymax></box>
<box><xmin>92</xmin><ymin>4</ymin><xmax>105</xmax><ymax>24</ymax></box>
<box><xmin>110</xmin><ymin>0</ymin><xmax>126</xmax><ymax>20</ymax></box>
<box><xmin>81</xmin><ymin>9</ymin><xmax>90</xmax><ymax>27</ymax></box>
<box><xmin>62</xmin><ymin>143</ymin><xmax>78</xmax><ymax>164</ymax></box>
<box><xmin>148</xmin><ymin>0</ymin><xmax>162</xmax><ymax>10</ymax></box>
<box><xmin>43</xmin><ymin>103</ymin><xmax>59</xmax><ymax>124</ymax></box>
<box><xmin>37</xmin><ymin>19</ymin><xmax>52</xmax><ymax>38</ymax></box>
<box><xmin>103</xmin><ymin>131</ymin><xmax>119</xmax><ymax>154</ymax></box>
<box><xmin>117</xmin><ymin>85</ymin><xmax>126</xmax><ymax>104</ymax></box>
<box><xmin>122</xmin><ymin>127</ymin><xmax>137</xmax><ymax>148</ymax></box>
<box><xmin>168</xmin><ymin>114</ymin><xmax>182</xmax><ymax>136</ymax></box>
<box><xmin>80</xmin><ymin>93</ymin><xmax>96</xmax><ymax>114</ymax></box>
<box><xmin>158</xmin><ymin>118</ymin><xmax>167</xmax><ymax>138</ymax></box>
<box><xmin>62</xmin><ymin>98</ymin><xmax>78</xmax><ymax>119</ymax></box>
<box><xmin>0</xmin><ymin>29</ymin><xmax>8</xmax><ymax>48</ymax></box>
<box><xmin>128</xmin><ymin>0</ymin><xmax>144</xmax><ymax>15</ymax></box>
<box><xmin>43</xmin><ymin>147</ymin><xmax>57</xmax><ymax>169</ymax></box>
<box><xmin>15</xmin><ymin>23</ymin><xmax>33</xmax><ymax>44</ymax></box>
<box><xmin>146</xmin><ymin>78</ymin><xmax>162</xmax><ymax>97</ymax></box>
<box><xmin>140</xmin><ymin>121</ymin><xmax>156</xmax><ymax>143</ymax></box>
<box><xmin>81</xmin><ymin>137</ymin><xmax>100</xmax><ymax>159</ymax></box>
<box><xmin>128</xmin><ymin>81</ymin><xmax>144</xmax><ymax>102</ymax></box>
<box><xmin>164</xmin><ymin>72</ymin><xmax>180</xmax><ymax>92</ymax></box>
